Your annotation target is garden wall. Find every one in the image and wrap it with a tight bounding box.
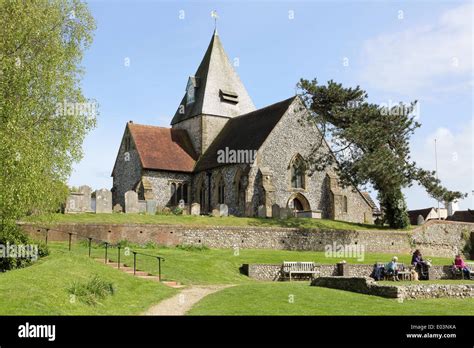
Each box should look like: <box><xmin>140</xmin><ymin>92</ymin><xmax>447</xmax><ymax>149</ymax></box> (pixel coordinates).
<box><xmin>19</xmin><ymin>220</ymin><xmax>473</xmax><ymax>258</ymax></box>
<box><xmin>312</xmin><ymin>276</ymin><xmax>474</xmax><ymax>299</ymax></box>
<box><xmin>244</xmin><ymin>263</ymin><xmax>453</xmax><ymax>281</ymax></box>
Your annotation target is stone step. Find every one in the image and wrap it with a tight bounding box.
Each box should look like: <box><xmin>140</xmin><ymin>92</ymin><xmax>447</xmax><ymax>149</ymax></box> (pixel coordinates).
<box><xmin>124</xmin><ymin>270</ymin><xmax>150</xmax><ymax>276</ymax></box>
<box><xmin>136</xmin><ymin>275</ymin><xmax>161</xmax><ymax>282</ymax></box>
<box><xmin>94</xmin><ymin>257</ymin><xmax>181</xmax><ymax>287</ymax></box>
<box><xmin>162</xmin><ymin>281</ymin><xmax>182</xmax><ymax>288</ymax></box>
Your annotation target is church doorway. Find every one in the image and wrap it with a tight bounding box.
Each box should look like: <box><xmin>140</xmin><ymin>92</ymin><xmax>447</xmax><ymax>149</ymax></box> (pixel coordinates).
<box><xmin>287</xmin><ymin>193</ymin><xmax>310</xmax><ymax>212</ymax></box>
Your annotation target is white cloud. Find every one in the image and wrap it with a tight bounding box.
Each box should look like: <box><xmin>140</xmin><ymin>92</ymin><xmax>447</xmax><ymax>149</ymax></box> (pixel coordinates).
<box><xmin>407</xmin><ymin>120</ymin><xmax>474</xmax><ymax>209</ymax></box>
<box><xmin>359</xmin><ymin>3</ymin><xmax>472</xmax><ymax>96</ymax></box>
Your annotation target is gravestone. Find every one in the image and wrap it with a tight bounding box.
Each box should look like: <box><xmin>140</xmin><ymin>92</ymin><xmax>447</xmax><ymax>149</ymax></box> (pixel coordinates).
<box><xmin>178</xmin><ymin>199</ymin><xmax>185</xmax><ymax>209</ymax></box>
<box><xmin>219</xmin><ymin>204</ymin><xmax>228</xmax><ymax>217</ymax></box>
<box><xmin>65</xmin><ymin>185</ymin><xmax>92</xmax><ymax>213</ymax></box>
<box><xmin>271</xmin><ymin>204</ymin><xmax>280</xmax><ymax>218</ymax></box>
<box><xmin>190</xmin><ymin>203</ymin><xmax>200</xmax><ymax>216</ymax></box>
<box><xmin>138</xmin><ymin>200</ymin><xmax>146</xmax><ymax>213</ymax></box>
<box><xmin>124</xmin><ymin>190</ymin><xmax>139</xmax><ymax>213</ymax></box>
<box><xmin>113</xmin><ymin>204</ymin><xmax>123</xmax><ymax>213</ymax></box>
<box><xmin>280</xmin><ymin>208</ymin><xmax>291</xmax><ymax>219</ymax></box>
<box><xmin>95</xmin><ymin>189</ymin><xmax>112</xmax><ymax>214</ymax></box>
<box><xmin>146</xmin><ymin>200</ymin><xmax>157</xmax><ymax>215</ymax></box>
<box><xmin>257</xmin><ymin>205</ymin><xmax>266</xmax><ymax>218</ymax></box>
<box><xmin>417</xmin><ymin>214</ymin><xmax>425</xmax><ymax>225</ymax></box>
<box><xmin>212</xmin><ymin>206</ymin><xmax>220</xmax><ymax>217</ymax></box>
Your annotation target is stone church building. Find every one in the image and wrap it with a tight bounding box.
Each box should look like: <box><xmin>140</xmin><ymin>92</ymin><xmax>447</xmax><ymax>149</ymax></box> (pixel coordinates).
<box><xmin>111</xmin><ymin>30</ymin><xmax>374</xmax><ymax>223</ymax></box>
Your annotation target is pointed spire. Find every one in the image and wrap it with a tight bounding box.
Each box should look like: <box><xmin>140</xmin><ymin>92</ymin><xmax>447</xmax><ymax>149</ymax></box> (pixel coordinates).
<box><xmin>171</xmin><ymin>31</ymin><xmax>255</xmax><ymax>125</ymax></box>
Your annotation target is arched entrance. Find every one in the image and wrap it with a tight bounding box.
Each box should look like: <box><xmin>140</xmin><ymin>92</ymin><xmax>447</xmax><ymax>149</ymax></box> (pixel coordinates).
<box><xmin>287</xmin><ymin>193</ymin><xmax>311</xmax><ymax>212</ymax></box>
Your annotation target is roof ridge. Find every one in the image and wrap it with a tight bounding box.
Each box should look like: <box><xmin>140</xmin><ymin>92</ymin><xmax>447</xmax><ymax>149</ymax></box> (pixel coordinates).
<box><xmin>128</xmin><ymin>122</ymin><xmax>171</xmax><ymax>129</ymax></box>
<box><xmin>229</xmin><ymin>96</ymin><xmax>298</xmax><ymax>121</ymax></box>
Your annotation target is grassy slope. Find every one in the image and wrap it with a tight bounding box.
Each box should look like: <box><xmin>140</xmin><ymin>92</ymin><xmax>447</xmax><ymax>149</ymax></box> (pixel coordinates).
<box><xmin>23</xmin><ymin>213</ymin><xmax>412</xmax><ymax>231</ymax></box>
<box><xmin>188</xmin><ymin>282</ymin><xmax>474</xmax><ymax>316</ymax></box>
<box><xmin>60</xmin><ymin>242</ymin><xmax>455</xmax><ymax>285</ymax></box>
<box><xmin>0</xmin><ymin>247</ymin><xmax>177</xmax><ymax>315</ymax></box>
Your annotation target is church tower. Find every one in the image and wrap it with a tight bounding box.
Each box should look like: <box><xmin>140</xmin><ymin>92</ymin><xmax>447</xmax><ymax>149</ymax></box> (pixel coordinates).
<box><xmin>171</xmin><ymin>30</ymin><xmax>255</xmax><ymax>156</ymax></box>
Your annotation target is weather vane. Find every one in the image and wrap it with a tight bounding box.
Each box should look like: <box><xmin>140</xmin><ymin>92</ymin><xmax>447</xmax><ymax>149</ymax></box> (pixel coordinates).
<box><xmin>211</xmin><ymin>10</ymin><xmax>218</xmax><ymax>31</ymax></box>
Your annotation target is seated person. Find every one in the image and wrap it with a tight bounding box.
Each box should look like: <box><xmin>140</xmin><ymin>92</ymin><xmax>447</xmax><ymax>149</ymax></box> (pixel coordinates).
<box><xmin>453</xmin><ymin>254</ymin><xmax>471</xmax><ymax>280</ymax></box>
<box><xmin>371</xmin><ymin>263</ymin><xmax>384</xmax><ymax>281</ymax></box>
<box><xmin>385</xmin><ymin>256</ymin><xmax>399</xmax><ymax>280</ymax></box>
<box><xmin>411</xmin><ymin>249</ymin><xmax>429</xmax><ymax>280</ymax></box>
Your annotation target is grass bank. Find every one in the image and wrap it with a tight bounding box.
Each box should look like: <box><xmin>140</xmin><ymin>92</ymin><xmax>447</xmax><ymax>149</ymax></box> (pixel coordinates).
<box><xmin>0</xmin><ymin>246</ymin><xmax>177</xmax><ymax>315</ymax></box>
<box><xmin>23</xmin><ymin>213</ymin><xmax>412</xmax><ymax>231</ymax></box>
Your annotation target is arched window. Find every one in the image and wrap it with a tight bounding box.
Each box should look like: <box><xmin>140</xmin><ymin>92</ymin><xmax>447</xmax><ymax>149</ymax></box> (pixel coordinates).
<box><xmin>197</xmin><ymin>179</ymin><xmax>206</xmax><ymax>212</ymax></box>
<box><xmin>218</xmin><ymin>179</ymin><xmax>225</xmax><ymax>204</ymax></box>
<box><xmin>177</xmin><ymin>183</ymin><xmax>182</xmax><ymax>203</ymax></box>
<box><xmin>183</xmin><ymin>183</ymin><xmax>188</xmax><ymax>204</ymax></box>
<box><xmin>290</xmin><ymin>155</ymin><xmax>305</xmax><ymax>189</ymax></box>
<box><xmin>170</xmin><ymin>183</ymin><xmax>177</xmax><ymax>205</ymax></box>
<box><xmin>343</xmin><ymin>196</ymin><xmax>348</xmax><ymax>213</ymax></box>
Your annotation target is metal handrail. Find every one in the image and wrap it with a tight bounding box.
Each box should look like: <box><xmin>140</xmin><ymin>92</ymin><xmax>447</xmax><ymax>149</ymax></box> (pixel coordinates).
<box><xmin>32</xmin><ymin>225</ymin><xmax>165</xmax><ymax>282</ymax></box>
<box><xmin>132</xmin><ymin>251</ymin><xmax>165</xmax><ymax>281</ymax></box>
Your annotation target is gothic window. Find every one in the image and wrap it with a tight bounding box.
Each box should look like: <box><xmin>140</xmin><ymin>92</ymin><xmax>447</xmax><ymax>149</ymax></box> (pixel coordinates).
<box><xmin>290</xmin><ymin>155</ymin><xmax>305</xmax><ymax>189</ymax></box>
<box><xmin>169</xmin><ymin>182</ymin><xmax>189</xmax><ymax>206</ymax></box>
<box><xmin>197</xmin><ymin>180</ymin><xmax>206</xmax><ymax>211</ymax></box>
<box><xmin>218</xmin><ymin>179</ymin><xmax>225</xmax><ymax>204</ymax></box>
<box><xmin>177</xmin><ymin>183</ymin><xmax>183</xmax><ymax>203</ymax></box>
<box><xmin>182</xmin><ymin>183</ymin><xmax>188</xmax><ymax>204</ymax></box>
<box><xmin>170</xmin><ymin>183</ymin><xmax>177</xmax><ymax>205</ymax></box>
<box><xmin>343</xmin><ymin>196</ymin><xmax>348</xmax><ymax>213</ymax></box>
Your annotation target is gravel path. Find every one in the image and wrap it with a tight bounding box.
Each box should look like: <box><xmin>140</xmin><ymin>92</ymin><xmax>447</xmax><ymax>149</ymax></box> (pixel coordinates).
<box><xmin>143</xmin><ymin>285</ymin><xmax>234</xmax><ymax>316</ymax></box>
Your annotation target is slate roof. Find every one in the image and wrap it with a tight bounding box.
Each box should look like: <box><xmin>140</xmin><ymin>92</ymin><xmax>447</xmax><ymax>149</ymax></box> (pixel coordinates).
<box><xmin>194</xmin><ymin>96</ymin><xmax>298</xmax><ymax>172</ymax></box>
<box><xmin>408</xmin><ymin>207</ymin><xmax>436</xmax><ymax>225</ymax></box>
<box><xmin>447</xmin><ymin>210</ymin><xmax>474</xmax><ymax>223</ymax></box>
<box><xmin>128</xmin><ymin>123</ymin><xmax>197</xmax><ymax>173</ymax></box>
<box><xmin>171</xmin><ymin>30</ymin><xmax>255</xmax><ymax>125</ymax></box>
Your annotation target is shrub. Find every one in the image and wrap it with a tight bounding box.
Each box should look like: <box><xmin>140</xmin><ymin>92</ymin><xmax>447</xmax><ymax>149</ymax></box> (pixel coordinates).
<box><xmin>0</xmin><ymin>224</ymin><xmax>49</xmax><ymax>272</ymax></box>
<box><xmin>176</xmin><ymin>244</ymin><xmax>209</xmax><ymax>252</ymax></box>
<box><xmin>172</xmin><ymin>207</ymin><xmax>183</xmax><ymax>215</ymax></box>
<box><xmin>143</xmin><ymin>241</ymin><xmax>158</xmax><ymax>249</ymax></box>
<box><xmin>68</xmin><ymin>274</ymin><xmax>115</xmax><ymax>306</ymax></box>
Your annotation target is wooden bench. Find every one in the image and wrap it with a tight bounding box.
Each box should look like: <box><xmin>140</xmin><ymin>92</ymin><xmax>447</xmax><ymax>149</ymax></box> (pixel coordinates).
<box><xmin>282</xmin><ymin>261</ymin><xmax>317</xmax><ymax>281</ymax></box>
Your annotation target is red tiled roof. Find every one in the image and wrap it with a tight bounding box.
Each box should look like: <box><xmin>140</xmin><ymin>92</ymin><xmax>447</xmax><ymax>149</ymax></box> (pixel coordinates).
<box><xmin>128</xmin><ymin>123</ymin><xmax>197</xmax><ymax>172</ymax></box>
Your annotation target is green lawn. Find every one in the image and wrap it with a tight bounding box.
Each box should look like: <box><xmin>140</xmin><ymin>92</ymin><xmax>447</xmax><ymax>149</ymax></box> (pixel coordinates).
<box><xmin>0</xmin><ymin>246</ymin><xmax>177</xmax><ymax>315</ymax></box>
<box><xmin>50</xmin><ymin>242</ymin><xmax>454</xmax><ymax>285</ymax></box>
<box><xmin>187</xmin><ymin>282</ymin><xmax>474</xmax><ymax>316</ymax></box>
<box><xmin>23</xmin><ymin>212</ymin><xmax>413</xmax><ymax>231</ymax></box>
<box><xmin>1</xmin><ymin>242</ymin><xmax>470</xmax><ymax>315</ymax></box>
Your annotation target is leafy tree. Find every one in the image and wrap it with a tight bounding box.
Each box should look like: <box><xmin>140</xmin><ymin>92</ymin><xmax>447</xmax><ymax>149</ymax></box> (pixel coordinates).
<box><xmin>298</xmin><ymin>79</ymin><xmax>465</xmax><ymax>228</ymax></box>
<box><xmin>0</xmin><ymin>1</ymin><xmax>96</xmax><ymax>243</ymax></box>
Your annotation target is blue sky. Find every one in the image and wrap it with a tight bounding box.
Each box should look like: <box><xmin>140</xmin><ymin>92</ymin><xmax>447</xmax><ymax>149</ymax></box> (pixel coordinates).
<box><xmin>72</xmin><ymin>0</ymin><xmax>473</xmax><ymax>210</ymax></box>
